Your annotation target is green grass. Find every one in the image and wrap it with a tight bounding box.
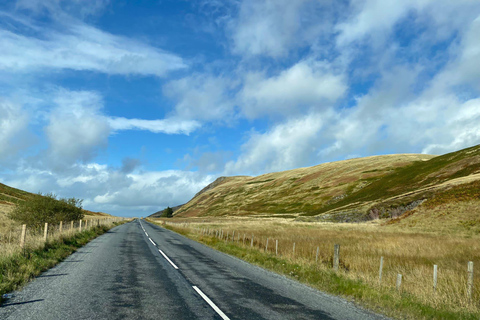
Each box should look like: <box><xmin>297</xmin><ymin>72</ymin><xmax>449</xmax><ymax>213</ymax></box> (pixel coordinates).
<box><xmin>424</xmin><ymin>180</ymin><xmax>480</xmax><ymax>209</ymax></box>
<box><xmin>163</xmin><ymin>224</ymin><xmax>480</xmax><ymax>320</ymax></box>
<box><xmin>0</xmin><ymin>223</ymin><xmax>121</xmax><ymax>303</ymax></box>
<box><xmin>0</xmin><ymin>183</ymin><xmax>36</xmax><ymax>202</ymax></box>
<box><xmin>246</xmin><ymin>179</ymin><xmax>275</xmax><ymax>185</ymax></box>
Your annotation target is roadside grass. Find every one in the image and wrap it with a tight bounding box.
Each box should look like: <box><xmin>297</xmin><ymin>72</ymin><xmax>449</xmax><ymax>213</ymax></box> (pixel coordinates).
<box><xmin>0</xmin><ymin>220</ymin><xmax>125</xmax><ymax>304</ymax></box>
<box><xmin>152</xmin><ymin>218</ymin><xmax>480</xmax><ymax>320</ymax></box>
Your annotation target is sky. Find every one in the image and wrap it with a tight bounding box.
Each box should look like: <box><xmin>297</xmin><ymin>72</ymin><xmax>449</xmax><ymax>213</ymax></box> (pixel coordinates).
<box><xmin>1</xmin><ymin>0</ymin><xmax>480</xmax><ymax>217</ymax></box>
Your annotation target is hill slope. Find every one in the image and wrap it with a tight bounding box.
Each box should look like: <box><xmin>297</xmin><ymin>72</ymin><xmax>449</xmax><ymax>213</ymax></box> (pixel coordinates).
<box><xmin>0</xmin><ymin>182</ymin><xmax>109</xmax><ymax>228</ymax></box>
<box><xmin>175</xmin><ymin>153</ymin><xmax>434</xmax><ymax>219</ymax></box>
<box><xmin>175</xmin><ymin>144</ymin><xmax>480</xmax><ymax>222</ymax></box>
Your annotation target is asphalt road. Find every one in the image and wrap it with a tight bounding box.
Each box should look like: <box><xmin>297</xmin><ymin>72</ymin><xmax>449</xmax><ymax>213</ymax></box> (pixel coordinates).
<box><xmin>0</xmin><ymin>220</ymin><xmax>388</xmax><ymax>320</ymax></box>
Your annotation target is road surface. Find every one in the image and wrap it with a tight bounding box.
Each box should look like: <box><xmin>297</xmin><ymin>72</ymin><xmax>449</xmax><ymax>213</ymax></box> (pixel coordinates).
<box><xmin>0</xmin><ymin>220</ymin><xmax>388</xmax><ymax>320</ymax></box>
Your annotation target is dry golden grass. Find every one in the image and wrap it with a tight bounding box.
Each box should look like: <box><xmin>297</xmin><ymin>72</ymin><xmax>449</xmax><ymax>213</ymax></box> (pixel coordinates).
<box><xmin>386</xmin><ymin>199</ymin><xmax>480</xmax><ymax>235</ymax></box>
<box><xmin>0</xmin><ymin>216</ymin><xmax>121</xmax><ymax>259</ymax></box>
<box><xmin>154</xmin><ymin>217</ymin><xmax>480</xmax><ymax>317</ymax></box>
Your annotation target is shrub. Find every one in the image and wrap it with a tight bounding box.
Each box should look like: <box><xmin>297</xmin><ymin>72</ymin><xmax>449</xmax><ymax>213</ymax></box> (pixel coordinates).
<box><xmin>8</xmin><ymin>193</ymin><xmax>84</xmax><ymax>229</ymax></box>
<box><xmin>162</xmin><ymin>206</ymin><xmax>173</xmax><ymax>218</ymax></box>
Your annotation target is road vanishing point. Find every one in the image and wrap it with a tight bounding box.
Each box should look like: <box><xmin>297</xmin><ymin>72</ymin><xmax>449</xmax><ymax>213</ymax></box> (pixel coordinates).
<box><xmin>0</xmin><ymin>220</ymin><xmax>389</xmax><ymax>320</ymax></box>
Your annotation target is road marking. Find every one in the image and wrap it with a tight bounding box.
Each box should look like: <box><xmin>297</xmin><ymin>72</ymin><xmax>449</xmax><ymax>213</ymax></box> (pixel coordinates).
<box><xmin>145</xmin><ymin>232</ymin><xmax>149</xmax><ymax>237</ymax></box>
<box><xmin>192</xmin><ymin>286</ymin><xmax>230</xmax><ymax>320</ymax></box>
<box><xmin>149</xmin><ymin>238</ymin><xmax>156</xmax><ymax>246</ymax></box>
<box><xmin>158</xmin><ymin>249</ymin><xmax>179</xmax><ymax>269</ymax></box>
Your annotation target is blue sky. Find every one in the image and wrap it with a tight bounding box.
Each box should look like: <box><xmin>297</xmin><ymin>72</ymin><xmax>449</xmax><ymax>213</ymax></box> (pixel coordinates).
<box><xmin>1</xmin><ymin>0</ymin><xmax>480</xmax><ymax>217</ymax></box>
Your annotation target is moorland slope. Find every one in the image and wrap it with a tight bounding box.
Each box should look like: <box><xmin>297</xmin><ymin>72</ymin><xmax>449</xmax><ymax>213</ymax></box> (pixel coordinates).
<box><xmin>175</xmin><ymin>145</ymin><xmax>480</xmax><ymax>224</ymax></box>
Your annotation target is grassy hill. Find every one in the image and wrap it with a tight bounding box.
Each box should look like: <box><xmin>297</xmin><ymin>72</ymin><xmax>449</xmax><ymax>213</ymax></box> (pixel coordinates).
<box><xmin>175</xmin><ymin>144</ymin><xmax>480</xmax><ymax>224</ymax></box>
<box><xmin>0</xmin><ymin>182</ymin><xmax>109</xmax><ymax>230</ymax></box>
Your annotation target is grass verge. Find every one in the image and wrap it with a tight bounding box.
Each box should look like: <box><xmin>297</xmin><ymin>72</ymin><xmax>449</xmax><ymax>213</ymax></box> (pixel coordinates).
<box><xmin>0</xmin><ymin>222</ymin><xmax>123</xmax><ymax>304</ymax></box>
<box><xmin>160</xmin><ymin>222</ymin><xmax>479</xmax><ymax>320</ymax></box>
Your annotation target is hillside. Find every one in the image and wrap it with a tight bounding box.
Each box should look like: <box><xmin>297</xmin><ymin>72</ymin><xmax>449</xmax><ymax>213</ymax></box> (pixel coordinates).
<box><xmin>174</xmin><ymin>144</ymin><xmax>480</xmax><ymax>223</ymax></box>
<box><xmin>174</xmin><ymin>153</ymin><xmax>434</xmax><ymax>218</ymax></box>
<box><xmin>0</xmin><ymin>182</ymin><xmax>109</xmax><ymax>229</ymax></box>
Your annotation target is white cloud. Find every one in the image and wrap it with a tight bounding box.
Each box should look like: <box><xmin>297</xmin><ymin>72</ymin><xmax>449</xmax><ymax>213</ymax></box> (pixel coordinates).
<box><xmin>240</xmin><ymin>60</ymin><xmax>346</xmax><ymax>118</ymax></box>
<box><xmin>317</xmin><ymin>69</ymin><xmax>480</xmax><ymax>161</ymax></box>
<box><xmin>336</xmin><ymin>0</ymin><xmax>432</xmax><ymax>47</ymax></box>
<box><xmin>335</xmin><ymin>0</ymin><xmax>480</xmax><ymax>49</ymax></box>
<box><xmin>0</xmin><ymin>17</ymin><xmax>187</xmax><ymax>77</ymax></box>
<box><xmin>430</xmin><ymin>15</ymin><xmax>480</xmax><ymax>92</ymax></box>
<box><xmin>225</xmin><ymin>112</ymin><xmax>328</xmax><ymax>175</ymax></box>
<box><xmin>0</xmin><ymin>99</ymin><xmax>30</xmax><ymax>161</ymax></box>
<box><xmin>43</xmin><ymin>89</ymin><xmax>204</xmax><ymax>166</ymax></box>
<box><xmin>231</xmin><ymin>0</ymin><xmax>333</xmax><ymax>58</ymax></box>
<box><xmin>402</xmin><ymin>96</ymin><xmax>480</xmax><ymax>155</ymax></box>
<box><xmin>45</xmin><ymin>90</ymin><xmax>110</xmax><ymax>164</ymax></box>
<box><xmin>232</xmin><ymin>0</ymin><xmax>305</xmax><ymax>57</ymax></box>
<box><xmin>94</xmin><ymin>170</ymin><xmax>214</xmax><ymax>208</ymax></box>
<box><xmin>108</xmin><ymin>117</ymin><xmax>201</xmax><ymax>135</ymax></box>
<box><xmin>3</xmin><ymin>162</ymin><xmax>214</xmax><ymax>216</ymax></box>
<box><xmin>163</xmin><ymin>74</ymin><xmax>237</xmax><ymax>122</ymax></box>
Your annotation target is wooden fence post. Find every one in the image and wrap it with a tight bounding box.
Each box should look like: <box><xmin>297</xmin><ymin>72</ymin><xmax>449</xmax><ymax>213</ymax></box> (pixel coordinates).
<box><xmin>316</xmin><ymin>247</ymin><xmax>319</xmax><ymax>263</ymax></box>
<box><xmin>433</xmin><ymin>264</ymin><xmax>438</xmax><ymax>293</ymax></box>
<box><xmin>43</xmin><ymin>223</ymin><xmax>48</xmax><ymax>243</ymax></box>
<box><xmin>276</xmin><ymin>240</ymin><xmax>278</xmax><ymax>256</ymax></box>
<box><xmin>265</xmin><ymin>238</ymin><xmax>269</xmax><ymax>251</ymax></box>
<box><xmin>396</xmin><ymin>274</ymin><xmax>402</xmax><ymax>292</ymax></box>
<box><xmin>20</xmin><ymin>224</ymin><xmax>26</xmax><ymax>249</ymax></box>
<box><xmin>333</xmin><ymin>244</ymin><xmax>340</xmax><ymax>271</ymax></box>
<box><xmin>251</xmin><ymin>235</ymin><xmax>254</xmax><ymax>248</ymax></box>
<box><xmin>59</xmin><ymin>221</ymin><xmax>63</xmax><ymax>233</ymax></box>
<box><xmin>467</xmin><ymin>261</ymin><xmax>474</xmax><ymax>302</ymax></box>
<box><xmin>79</xmin><ymin>219</ymin><xmax>82</xmax><ymax>232</ymax></box>
<box><xmin>379</xmin><ymin>256</ymin><xmax>384</xmax><ymax>285</ymax></box>
<box><xmin>293</xmin><ymin>242</ymin><xmax>296</xmax><ymax>257</ymax></box>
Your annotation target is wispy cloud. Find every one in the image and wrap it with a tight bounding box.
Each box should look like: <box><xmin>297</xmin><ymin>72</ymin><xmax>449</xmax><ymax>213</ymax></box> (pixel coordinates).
<box><xmin>108</xmin><ymin>117</ymin><xmax>201</xmax><ymax>135</ymax></box>
<box><xmin>0</xmin><ymin>14</ymin><xmax>187</xmax><ymax>77</ymax></box>
<box><xmin>0</xmin><ymin>99</ymin><xmax>31</xmax><ymax>163</ymax></box>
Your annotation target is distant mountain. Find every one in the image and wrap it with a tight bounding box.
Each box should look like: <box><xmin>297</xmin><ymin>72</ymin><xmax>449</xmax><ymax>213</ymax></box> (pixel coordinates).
<box><xmin>174</xmin><ymin>144</ymin><xmax>480</xmax><ymax>222</ymax></box>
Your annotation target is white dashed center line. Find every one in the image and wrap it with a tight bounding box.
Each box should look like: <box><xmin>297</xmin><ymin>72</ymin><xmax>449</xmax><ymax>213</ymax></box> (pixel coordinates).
<box><xmin>138</xmin><ymin>220</ymin><xmax>230</xmax><ymax>319</ymax></box>
<box><xmin>158</xmin><ymin>249</ymin><xmax>179</xmax><ymax>270</ymax></box>
<box><xmin>192</xmin><ymin>286</ymin><xmax>230</xmax><ymax>320</ymax></box>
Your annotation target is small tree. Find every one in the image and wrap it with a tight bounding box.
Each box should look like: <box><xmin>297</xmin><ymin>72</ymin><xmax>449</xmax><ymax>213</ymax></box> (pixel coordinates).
<box><xmin>9</xmin><ymin>193</ymin><xmax>84</xmax><ymax>229</ymax></box>
<box><xmin>162</xmin><ymin>206</ymin><xmax>173</xmax><ymax>218</ymax></box>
